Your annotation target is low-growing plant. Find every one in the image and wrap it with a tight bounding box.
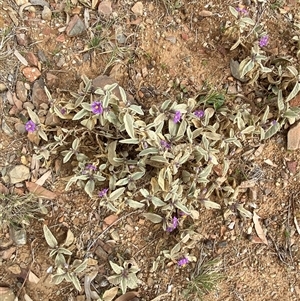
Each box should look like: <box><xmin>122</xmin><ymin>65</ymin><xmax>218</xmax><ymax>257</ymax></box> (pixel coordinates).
<box><xmin>43</xmin><ymin>225</ymin><xmax>88</xmax><ymax>291</ymax></box>
<box><xmin>0</xmin><ymin>192</ymin><xmax>41</xmax><ymax>229</ymax></box>
<box><xmin>23</xmin><ymin>3</ymin><xmax>300</xmax><ymax>294</ymax></box>
<box><xmin>107</xmin><ymin>260</ymin><xmax>140</xmax><ymax>294</ymax></box>
<box><xmin>184</xmin><ymin>257</ymin><xmax>223</xmax><ymax>300</ymax></box>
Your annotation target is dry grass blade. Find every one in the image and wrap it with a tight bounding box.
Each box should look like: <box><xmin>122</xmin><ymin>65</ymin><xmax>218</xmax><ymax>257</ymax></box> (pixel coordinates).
<box><xmin>253</xmin><ymin>212</ymin><xmax>268</xmax><ymax>245</ymax></box>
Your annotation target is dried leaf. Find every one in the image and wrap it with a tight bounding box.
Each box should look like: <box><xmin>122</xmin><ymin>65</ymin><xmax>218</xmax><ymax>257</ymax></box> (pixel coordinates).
<box><xmin>253</xmin><ymin>212</ymin><xmax>268</xmax><ymax>245</ymax></box>
<box><xmin>26</xmin><ymin>182</ymin><xmax>56</xmax><ymax>199</ymax></box>
<box><xmin>14</xmin><ymin>49</ymin><xmax>28</xmax><ymax>66</ymax></box>
<box><xmin>115</xmin><ymin>291</ymin><xmax>139</xmax><ymax>301</ymax></box>
<box><xmin>35</xmin><ymin>170</ymin><xmax>52</xmax><ymax>186</ymax></box>
<box><xmin>199</xmin><ymin>10</ymin><xmax>213</xmax><ymax>17</ymax></box>
<box><xmin>102</xmin><ymin>287</ymin><xmax>118</xmax><ymax>301</ymax></box>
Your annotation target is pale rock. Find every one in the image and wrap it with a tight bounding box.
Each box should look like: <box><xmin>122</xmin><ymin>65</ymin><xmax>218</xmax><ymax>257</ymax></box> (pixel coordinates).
<box><xmin>42</xmin><ymin>6</ymin><xmax>52</xmax><ymax>21</ymax></box>
<box><xmin>16</xmin><ymin>81</ymin><xmax>27</xmax><ymax>102</ymax></box>
<box><xmin>131</xmin><ymin>1</ymin><xmax>143</xmax><ymax>15</ymax></box>
<box><xmin>15</xmin><ymin>0</ymin><xmax>28</xmax><ymax>5</ymax></box>
<box><xmin>287</xmin><ymin>122</ymin><xmax>300</xmax><ymax>150</ymax></box>
<box><xmin>98</xmin><ymin>0</ymin><xmax>112</xmax><ymax>16</ymax></box>
<box><xmin>0</xmin><ymin>287</ymin><xmax>15</xmax><ymax>301</ymax></box>
<box><xmin>8</xmin><ymin>263</ymin><xmax>21</xmax><ymax>274</ymax></box>
<box><xmin>0</xmin><ymin>82</ymin><xmax>7</xmax><ymax>92</ymax></box>
<box><xmin>9</xmin><ymin>165</ymin><xmax>30</xmax><ymax>184</ymax></box>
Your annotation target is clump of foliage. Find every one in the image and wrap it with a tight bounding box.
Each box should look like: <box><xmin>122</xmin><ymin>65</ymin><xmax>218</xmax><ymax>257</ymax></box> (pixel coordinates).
<box><xmin>0</xmin><ymin>192</ymin><xmax>41</xmax><ymax>229</ymax></box>
<box><xmin>23</xmin><ymin>2</ymin><xmax>300</xmax><ymax>296</ymax></box>
<box><xmin>184</xmin><ymin>258</ymin><xmax>223</xmax><ymax>300</ymax></box>
<box><xmin>43</xmin><ymin>225</ymin><xmax>87</xmax><ymax>291</ymax></box>
<box><xmin>226</xmin><ymin>5</ymin><xmax>300</xmax><ymax>138</ymax></box>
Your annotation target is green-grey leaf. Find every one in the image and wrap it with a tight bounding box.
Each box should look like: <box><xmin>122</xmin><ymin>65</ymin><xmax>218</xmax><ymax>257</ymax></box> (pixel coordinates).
<box><xmin>120</xmin><ymin>277</ymin><xmax>128</xmax><ymax>294</ymax></box>
<box><xmin>127</xmin><ymin>199</ymin><xmax>145</xmax><ymax>209</ymax></box>
<box><xmin>151</xmin><ymin>196</ymin><xmax>166</xmax><ymax>207</ymax></box>
<box><xmin>240</xmin><ymin>59</ymin><xmax>255</xmax><ymax>78</ymax></box>
<box><xmin>127</xmin><ymin>273</ymin><xmax>139</xmax><ymax>289</ymax></box>
<box><xmin>55</xmin><ymin>253</ymin><xmax>66</xmax><ymax>267</ymax></box>
<box><xmin>27</xmin><ymin>107</ymin><xmax>40</xmax><ymax>124</ymax></box>
<box><xmin>109</xmin><ymin>261</ymin><xmax>123</xmax><ymax>274</ymax></box>
<box><xmin>286</xmin><ymin>81</ymin><xmax>300</xmax><ymax>102</ymax></box>
<box><xmin>38</xmin><ymin>129</ymin><xmax>48</xmax><ymax>141</ymax></box>
<box><xmin>69</xmin><ymin>273</ymin><xmax>82</xmax><ymax>291</ymax></box>
<box><xmin>264</xmin><ymin>122</ymin><xmax>281</xmax><ymax>139</ymax></box>
<box><xmin>277</xmin><ymin>90</ymin><xmax>284</xmax><ymax>112</ymax></box>
<box><xmin>139</xmin><ymin>148</ymin><xmax>159</xmax><ymax>156</ymax></box>
<box><xmin>124</xmin><ymin>113</ymin><xmax>135</xmax><ymax>138</ymax></box>
<box><xmin>74</xmin><ymin>260</ymin><xmax>88</xmax><ymax>273</ymax></box>
<box><xmin>202</xmin><ymin>200</ymin><xmax>221</xmax><ymax>209</ymax></box>
<box><xmin>58</xmin><ymin>247</ymin><xmax>73</xmax><ymax>256</ymax></box>
<box><xmin>240</xmin><ymin>17</ymin><xmax>255</xmax><ymax>25</ymax></box>
<box><xmin>241</xmin><ymin>126</ymin><xmax>255</xmax><ymax>134</ymax></box>
<box><xmin>73</xmin><ymin>109</ymin><xmax>88</xmax><ymax>120</ymax></box>
<box><xmin>175</xmin><ymin>201</ymin><xmax>190</xmax><ymax>214</ymax></box>
<box><xmin>84</xmin><ymin>180</ymin><xmax>95</xmax><ymax>197</ymax></box>
<box><xmin>129</xmin><ymin>105</ymin><xmax>144</xmax><ymax>115</ymax></box>
<box><xmin>143</xmin><ymin>213</ymin><xmax>163</xmax><ymax>223</ymax></box>
<box><xmin>119</xmin><ymin>138</ymin><xmax>139</xmax><ymax>144</ymax></box>
<box><xmin>150</xmin><ymin>156</ymin><xmax>168</xmax><ymax>163</ymax></box>
<box><xmin>229</xmin><ymin>5</ymin><xmax>238</xmax><ymax>18</ymax></box>
<box><xmin>72</xmin><ymin>138</ymin><xmax>80</xmax><ymax>150</ymax></box>
<box><xmin>109</xmin><ymin>187</ymin><xmax>125</xmax><ymax>202</ymax></box>
<box><xmin>52</xmin><ymin>274</ymin><xmax>65</xmax><ymax>285</ymax></box>
<box><xmin>236</xmin><ymin>204</ymin><xmax>253</xmax><ymax>218</ymax></box>
<box><xmin>43</xmin><ymin>225</ymin><xmax>58</xmax><ymax>248</ymax></box>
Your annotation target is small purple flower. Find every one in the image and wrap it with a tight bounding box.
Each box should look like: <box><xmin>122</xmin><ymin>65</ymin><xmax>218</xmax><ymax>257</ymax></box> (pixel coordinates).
<box><xmin>166</xmin><ymin>216</ymin><xmax>179</xmax><ymax>232</ymax></box>
<box><xmin>173</xmin><ymin>111</ymin><xmax>182</xmax><ymax>123</ymax></box>
<box><xmin>236</xmin><ymin>7</ymin><xmax>248</xmax><ymax>15</ymax></box>
<box><xmin>60</xmin><ymin>108</ymin><xmax>67</xmax><ymax>115</ymax></box>
<box><xmin>271</xmin><ymin>120</ymin><xmax>277</xmax><ymax>125</ymax></box>
<box><xmin>178</xmin><ymin>257</ymin><xmax>189</xmax><ymax>267</ymax></box>
<box><xmin>194</xmin><ymin>110</ymin><xmax>204</xmax><ymax>118</ymax></box>
<box><xmin>85</xmin><ymin>164</ymin><xmax>97</xmax><ymax>171</ymax></box>
<box><xmin>91</xmin><ymin>101</ymin><xmax>103</xmax><ymax>114</ymax></box>
<box><xmin>98</xmin><ymin>188</ymin><xmax>108</xmax><ymax>197</ymax></box>
<box><xmin>25</xmin><ymin>120</ymin><xmax>37</xmax><ymax>133</ymax></box>
<box><xmin>259</xmin><ymin>35</ymin><xmax>269</xmax><ymax>47</ymax></box>
<box><xmin>160</xmin><ymin>140</ymin><xmax>171</xmax><ymax>150</ymax></box>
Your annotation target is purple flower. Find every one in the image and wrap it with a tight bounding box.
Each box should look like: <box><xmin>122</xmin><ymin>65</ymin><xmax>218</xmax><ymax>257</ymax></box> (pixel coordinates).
<box><xmin>60</xmin><ymin>108</ymin><xmax>67</xmax><ymax>115</ymax></box>
<box><xmin>85</xmin><ymin>164</ymin><xmax>97</xmax><ymax>171</ymax></box>
<box><xmin>259</xmin><ymin>35</ymin><xmax>269</xmax><ymax>47</ymax></box>
<box><xmin>194</xmin><ymin>110</ymin><xmax>204</xmax><ymax>118</ymax></box>
<box><xmin>160</xmin><ymin>140</ymin><xmax>171</xmax><ymax>150</ymax></box>
<box><xmin>91</xmin><ymin>101</ymin><xmax>103</xmax><ymax>114</ymax></box>
<box><xmin>98</xmin><ymin>188</ymin><xmax>108</xmax><ymax>197</ymax></box>
<box><xmin>166</xmin><ymin>216</ymin><xmax>179</xmax><ymax>232</ymax></box>
<box><xmin>271</xmin><ymin>120</ymin><xmax>277</xmax><ymax>125</ymax></box>
<box><xmin>173</xmin><ymin>111</ymin><xmax>182</xmax><ymax>123</ymax></box>
<box><xmin>178</xmin><ymin>257</ymin><xmax>189</xmax><ymax>267</ymax></box>
<box><xmin>25</xmin><ymin>120</ymin><xmax>37</xmax><ymax>133</ymax></box>
<box><xmin>236</xmin><ymin>7</ymin><xmax>248</xmax><ymax>14</ymax></box>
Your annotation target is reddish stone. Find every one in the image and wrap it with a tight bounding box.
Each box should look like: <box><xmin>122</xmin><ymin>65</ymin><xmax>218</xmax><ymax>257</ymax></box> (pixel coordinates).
<box><xmin>22</xmin><ymin>67</ymin><xmax>41</xmax><ymax>83</ymax></box>
<box><xmin>26</xmin><ymin>52</ymin><xmax>39</xmax><ymax>67</ymax></box>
